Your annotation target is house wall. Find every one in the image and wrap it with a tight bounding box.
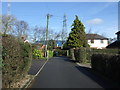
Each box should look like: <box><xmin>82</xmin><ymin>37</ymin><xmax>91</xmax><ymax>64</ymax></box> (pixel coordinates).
<box><xmin>117</xmin><ymin>34</ymin><xmax>120</xmax><ymax>40</ymax></box>
<box><xmin>88</xmin><ymin>39</ymin><xmax>108</xmax><ymax>49</ymax></box>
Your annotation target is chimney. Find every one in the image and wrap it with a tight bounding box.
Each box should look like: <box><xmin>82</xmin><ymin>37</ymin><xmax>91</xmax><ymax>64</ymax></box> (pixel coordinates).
<box><xmin>21</xmin><ymin>36</ymin><xmax>24</xmax><ymax>41</ymax></box>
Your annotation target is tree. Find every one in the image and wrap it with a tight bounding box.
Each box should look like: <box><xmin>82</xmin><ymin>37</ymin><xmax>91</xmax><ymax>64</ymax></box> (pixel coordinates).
<box><xmin>32</xmin><ymin>26</ymin><xmax>46</xmax><ymax>43</ymax></box>
<box><xmin>48</xmin><ymin>39</ymin><xmax>56</xmax><ymax>50</ymax></box>
<box><xmin>2</xmin><ymin>15</ymin><xmax>16</xmax><ymax>34</ymax></box>
<box><xmin>66</xmin><ymin>15</ymin><xmax>87</xmax><ymax>48</ymax></box>
<box><xmin>15</xmin><ymin>20</ymin><xmax>29</xmax><ymax>39</ymax></box>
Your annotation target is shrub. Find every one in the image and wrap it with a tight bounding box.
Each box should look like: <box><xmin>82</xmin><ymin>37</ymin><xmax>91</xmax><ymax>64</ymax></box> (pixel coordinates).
<box><xmin>73</xmin><ymin>48</ymin><xmax>119</xmax><ymax>63</ymax></box>
<box><xmin>92</xmin><ymin>48</ymin><xmax>119</xmax><ymax>54</ymax></box>
<box><xmin>91</xmin><ymin>54</ymin><xmax>120</xmax><ymax>83</ymax></box>
<box><xmin>2</xmin><ymin>35</ymin><xmax>32</xmax><ymax>88</ymax></box>
<box><xmin>19</xmin><ymin>42</ymin><xmax>32</xmax><ymax>74</ymax></box>
<box><xmin>32</xmin><ymin>49</ymin><xmax>43</xmax><ymax>59</ymax></box>
<box><xmin>48</xmin><ymin>50</ymin><xmax>53</xmax><ymax>58</ymax></box>
<box><xmin>74</xmin><ymin>48</ymin><xmax>91</xmax><ymax>63</ymax></box>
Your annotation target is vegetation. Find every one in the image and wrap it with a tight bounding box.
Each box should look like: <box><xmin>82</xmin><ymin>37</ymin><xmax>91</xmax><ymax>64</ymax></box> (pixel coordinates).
<box><xmin>66</xmin><ymin>15</ymin><xmax>88</xmax><ymax>49</ymax></box>
<box><xmin>2</xmin><ymin>15</ymin><xmax>16</xmax><ymax>35</ymax></box>
<box><xmin>48</xmin><ymin>50</ymin><xmax>53</xmax><ymax>58</ymax></box>
<box><xmin>2</xmin><ymin>35</ymin><xmax>32</xmax><ymax>88</ymax></box>
<box><xmin>67</xmin><ymin>48</ymin><xmax>119</xmax><ymax>63</ymax></box>
<box><xmin>91</xmin><ymin>54</ymin><xmax>120</xmax><ymax>83</ymax></box>
<box><xmin>48</xmin><ymin>40</ymin><xmax>56</xmax><ymax>50</ymax></box>
<box><xmin>32</xmin><ymin>49</ymin><xmax>43</xmax><ymax>59</ymax></box>
<box><xmin>53</xmin><ymin>49</ymin><xmax>67</xmax><ymax>56</ymax></box>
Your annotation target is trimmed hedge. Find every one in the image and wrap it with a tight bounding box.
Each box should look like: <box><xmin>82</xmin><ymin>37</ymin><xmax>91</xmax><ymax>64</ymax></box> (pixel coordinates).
<box><xmin>2</xmin><ymin>35</ymin><xmax>32</xmax><ymax>88</ymax></box>
<box><xmin>91</xmin><ymin>54</ymin><xmax>120</xmax><ymax>82</ymax></box>
<box><xmin>72</xmin><ymin>48</ymin><xmax>119</xmax><ymax>63</ymax></box>
<box><xmin>74</xmin><ymin>48</ymin><xmax>91</xmax><ymax>63</ymax></box>
<box><xmin>92</xmin><ymin>48</ymin><xmax>119</xmax><ymax>54</ymax></box>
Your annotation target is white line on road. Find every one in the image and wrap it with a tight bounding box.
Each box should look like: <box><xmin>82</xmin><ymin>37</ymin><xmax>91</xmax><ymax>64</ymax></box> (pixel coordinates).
<box><xmin>24</xmin><ymin>59</ymin><xmax>49</xmax><ymax>88</ymax></box>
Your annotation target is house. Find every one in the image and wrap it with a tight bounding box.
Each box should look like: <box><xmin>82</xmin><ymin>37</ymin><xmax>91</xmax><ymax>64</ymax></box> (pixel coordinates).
<box><xmin>106</xmin><ymin>31</ymin><xmax>120</xmax><ymax>49</ymax></box>
<box><xmin>86</xmin><ymin>34</ymin><xmax>109</xmax><ymax>49</ymax></box>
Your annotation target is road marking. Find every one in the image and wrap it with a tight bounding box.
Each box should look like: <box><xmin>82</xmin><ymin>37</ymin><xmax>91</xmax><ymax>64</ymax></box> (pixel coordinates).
<box><xmin>24</xmin><ymin>59</ymin><xmax>49</xmax><ymax>88</ymax></box>
<box><xmin>35</xmin><ymin>60</ymin><xmax>48</xmax><ymax>76</ymax></box>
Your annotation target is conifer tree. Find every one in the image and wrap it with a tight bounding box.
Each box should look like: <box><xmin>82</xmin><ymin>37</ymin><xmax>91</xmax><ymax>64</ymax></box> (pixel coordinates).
<box><xmin>67</xmin><ymin>15</ymin><xmax>87</xmax><ymax>48</ymax></box>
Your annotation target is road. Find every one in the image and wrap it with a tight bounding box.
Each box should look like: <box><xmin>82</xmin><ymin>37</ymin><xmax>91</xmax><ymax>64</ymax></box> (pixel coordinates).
<box><xmin>30</xmin><ymin>56</ymin><xmax>119</xmax><ymax>88</ymax></box>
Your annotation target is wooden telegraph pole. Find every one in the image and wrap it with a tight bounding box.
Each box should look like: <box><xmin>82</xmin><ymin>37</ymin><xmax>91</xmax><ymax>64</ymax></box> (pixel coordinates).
<box><xmin>45</xmin><ymin>14</ymin><xmax>52</xmax><ymax>60</ymax></box>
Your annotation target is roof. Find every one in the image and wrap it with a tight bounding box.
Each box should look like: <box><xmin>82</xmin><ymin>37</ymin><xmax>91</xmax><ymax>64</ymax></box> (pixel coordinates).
<box><xmin>86</xmin><ymin>34</ymin><xmax>108</xmax><ymax>40</ymax></box>
<box><xmin>106</xmin><ymin>40</ymin><xmax>120</xmax><ymax>49</ymax></box>
<box><xmin>116</xmin><ymin>31</ymin><xmax>120</xmax><ymax>34</ymax></box>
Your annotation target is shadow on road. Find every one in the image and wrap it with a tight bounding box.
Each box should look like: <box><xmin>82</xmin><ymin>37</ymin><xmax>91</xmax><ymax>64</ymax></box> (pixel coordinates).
<box><xmin>75</xmin><ymin>66</ymin><xmax>120</xmax><ymax>89</ymax></box>
<box><xmin>57</xmin><ymin>56</ymin><xmax>120</xmax><ymax>89</ymax></box>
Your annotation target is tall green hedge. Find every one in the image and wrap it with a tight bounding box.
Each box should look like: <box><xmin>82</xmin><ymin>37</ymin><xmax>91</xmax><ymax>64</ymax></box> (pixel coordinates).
<box><xmin>91</xmin><ymin>54</ymin><xmax>120</xmax><ymax>83</ymax></box>
<box><xmin>2</xmin><ymin>35</ymin><xmax>32</xmax><ymax>88</ymax></box>
<box><xmin>73</xmin><ymin>48</ymin><xmax>119</xmax><ymax>63</ymax></box>
<box><xmin>74</xmin><ymin>48</ymin><xmax>91</xmax><ymax>63</ymax></box>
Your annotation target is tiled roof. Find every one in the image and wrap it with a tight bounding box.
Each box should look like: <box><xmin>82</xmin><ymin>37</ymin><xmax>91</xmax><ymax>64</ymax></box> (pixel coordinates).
<box><xmin>106</xmin><ymin>40</ymin><xmax>120</xmax><ymax>49</ymax></box>
<box><xmin>116</xmin><ymin>31</ymin><xmax>120</xmax><ymax>34</ymax></box>
<box><xmin>86</xmin><ymin>34</ymin><xmax>108</xmax><ymax>40</ymax></box>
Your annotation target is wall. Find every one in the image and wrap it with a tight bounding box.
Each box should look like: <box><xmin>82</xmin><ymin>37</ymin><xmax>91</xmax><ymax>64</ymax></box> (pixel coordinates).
<box><xmin>88</xmin><ymin>39</ymin><xmax>108</xmax><ymax>49</ymax></box>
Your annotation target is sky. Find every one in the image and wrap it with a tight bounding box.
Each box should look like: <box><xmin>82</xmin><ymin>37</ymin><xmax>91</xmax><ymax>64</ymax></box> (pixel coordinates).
<box><xmin>1</xmin><ymin>2</ymin><xmax>119</xmax><ymax>39</ymax></box>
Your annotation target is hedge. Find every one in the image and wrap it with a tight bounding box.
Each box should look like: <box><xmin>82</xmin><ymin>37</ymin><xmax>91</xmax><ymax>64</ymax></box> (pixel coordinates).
<box><xmin>2</xmin><ymin>35</ymin><xmax>32</xmax><ymax>88</ymax></box>
<box><xmin>91</xmin><ymin>54</ymin><xmax>120</xmax><ymax>83</ymax></box>
<box><xmin>73</xmin><ymin>48</ymin><xmax>91</xmax><ymax>63</ymax></box>
<box><xmin>72</xmin><ymin>48</ymin><xmax>119</xmax><ymax>63</ymax></box>
<box><xmin>92</xmin><ymin>48</ymin><xmax>119</xmax><ymax>54</ymax></box>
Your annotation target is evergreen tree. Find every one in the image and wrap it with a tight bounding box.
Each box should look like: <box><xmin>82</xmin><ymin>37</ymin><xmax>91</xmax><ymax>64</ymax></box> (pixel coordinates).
<box><xmin>67</xmin><ymin>15</ymin><xmax>87</xmax><ymax>48</ymax></box>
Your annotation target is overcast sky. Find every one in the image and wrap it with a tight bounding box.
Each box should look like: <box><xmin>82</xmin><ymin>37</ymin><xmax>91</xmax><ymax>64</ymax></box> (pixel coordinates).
<box><xmin>2</xmin><ymin>2</ymin><xmax>119</xmax><ymax>39</ymax></box>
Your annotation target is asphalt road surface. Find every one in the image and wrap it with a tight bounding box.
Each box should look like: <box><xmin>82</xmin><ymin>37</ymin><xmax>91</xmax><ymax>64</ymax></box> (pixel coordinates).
<box><xmin>30</xmin><ymin>56</ymin><xmax>119</xmax><ymax>88</ymax></box>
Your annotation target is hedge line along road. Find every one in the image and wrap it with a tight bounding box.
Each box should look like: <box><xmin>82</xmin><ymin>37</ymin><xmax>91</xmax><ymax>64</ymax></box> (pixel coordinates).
<box><xmin>29</xmin><ymin>56</ymin><xmax>119</xmax><ymax>88</ymax></box>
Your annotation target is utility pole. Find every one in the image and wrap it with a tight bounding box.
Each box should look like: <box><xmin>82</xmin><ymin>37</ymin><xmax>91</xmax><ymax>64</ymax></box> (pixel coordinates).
<box><xmin>45</xmin><ymin>14</ymin><xmax>52</xmax><ymax>60</ymax></box>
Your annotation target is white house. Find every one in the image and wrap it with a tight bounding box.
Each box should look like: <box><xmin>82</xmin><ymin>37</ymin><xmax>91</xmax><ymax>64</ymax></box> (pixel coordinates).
<box><xmin>86</xmin><ymin>34</ymin><xmax>109</xmax><ymax>49</ymax></box>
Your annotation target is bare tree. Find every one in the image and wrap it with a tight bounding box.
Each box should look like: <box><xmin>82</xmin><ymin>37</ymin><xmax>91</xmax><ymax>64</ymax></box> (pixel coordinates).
<box><xmin>14</xmin><ymin>20</ymin><xmax>29</xmax><ymax>39</ymax></box>
<box><xmin>2</xmin><ymin>15</ymin><xmax>16</xmax><ymax>34</ymax></box>
<box><xmin>32</xmin><ymin>26</ymin><xmax>46</xmax><ymax>43</ymax></box>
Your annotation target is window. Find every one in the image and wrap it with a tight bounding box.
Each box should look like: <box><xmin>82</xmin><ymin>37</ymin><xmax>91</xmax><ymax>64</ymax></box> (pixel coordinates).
<box><xmin>101</xmin><ymin>40</ymin><xmax>104</xmax><ymax>43</ymax></box>
<box><xmin>91</xmin><ymin>40</ymin><xmax>94</xmax><ymax>43</ymax></box>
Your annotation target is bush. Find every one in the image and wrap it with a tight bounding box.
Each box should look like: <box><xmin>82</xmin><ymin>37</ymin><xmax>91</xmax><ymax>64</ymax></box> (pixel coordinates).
<box><xmin>74</xmin><ymin>48</ymin><xmax>91</xmax><ymax>63</ymax></box>
<box><xmin>73</xmin><ymin>48</ymin><xmax>119</xmax><ymax>63</ymax></box>
<box><xmin>32</xmin><ymin>49</ymin><xmax>43</xmax><ymax>59</ymax></box>
<box><xmin>19</xmin><ymin>42</ymin><xmax>32</xmax><ymax>74</ymax></box>
<box><xmin>2</xmin><ymin>35</ymin><xmax>32</xmax><ymax>88</ymax></box>
<box><xmin>91</xmin><ymin>54</ymin><xmax>120</xmax><ymax>83</ymax></box>
<box><xmin>92</xmin><ymin>48</ymin><xmax>119</xmax><ymax>54</ymax></box>
<box><xmin>48</xmin><ymin>50</ymin><xmax>53</xmax><ymax>58</ymax></box>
